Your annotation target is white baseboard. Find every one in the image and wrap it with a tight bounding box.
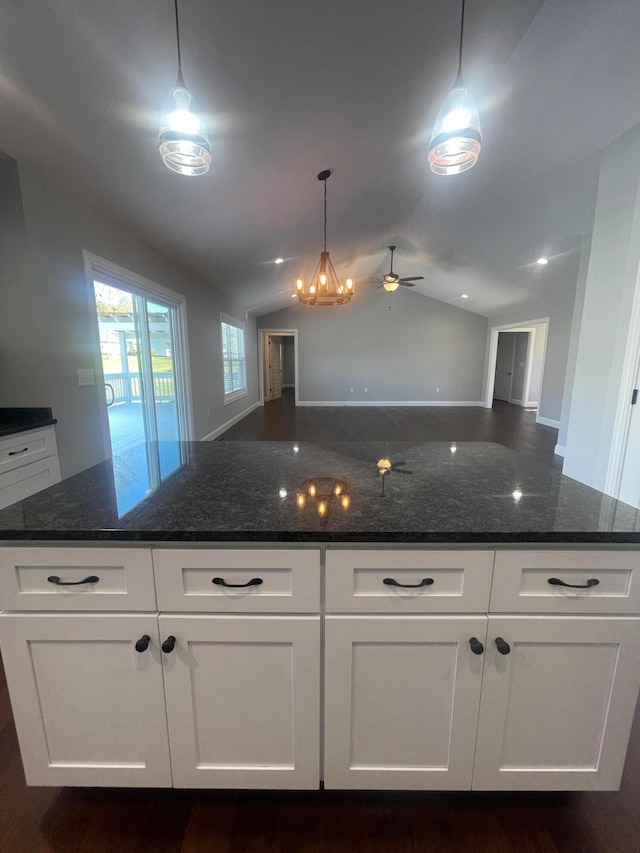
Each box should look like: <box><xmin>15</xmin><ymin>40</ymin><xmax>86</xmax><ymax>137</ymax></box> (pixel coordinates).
<box><xmin>296</xmin><ymin>400</ymin><xmax>484</xmax><ymax>407</ymax></box>
<box><xmin>509</xmin><ymin>398</ymin><xmax>523</xmax><ymax>406</ymax></box>
<box><xmin>536</xmin><ymin>415</ymin><xmax>560</xmax><ymax>429</ymax></box>
<box><xmin>554</xmin><ymin>444</ymin><xmax>566</xmax><ymax>457</ymax></box>
<box><xmin>525</xmin><ymin>401</ymin><xmax>539</xmax><ymax>408</ymax></box>
<box><xmin>200</xmin><ymin>401</ymin><xmax>261</xmax><ymax>441</ymax></box>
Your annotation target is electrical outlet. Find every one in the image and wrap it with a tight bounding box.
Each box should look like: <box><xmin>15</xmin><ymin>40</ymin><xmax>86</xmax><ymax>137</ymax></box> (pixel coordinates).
<box><xmin>207</xmin><ymin>408</ymin><xmax>211</xmax><ymax>417</ymax></box>
<box><xmin>77</xmin><ymin>368</ymin><xmax>95</xmax><ymax>386</ymax></box>
<box><xmin>436</xmin><ymin>387</ymin><xmax>440</xmax><ymax>393</ymax></box>
<box><xmin>364</xmin><ymin>388</ymin><xmax>368</xmax><ymax>393</ymax></box>
<box><xmin>350</xmin><ymin>387</ymin><xmax>354</xmax><ymax>393</ymax></box>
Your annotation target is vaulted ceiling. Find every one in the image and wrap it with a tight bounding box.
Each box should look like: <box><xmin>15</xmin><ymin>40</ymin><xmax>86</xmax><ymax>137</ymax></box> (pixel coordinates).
<box><xmin>1</xmin><ymin>0</ymin><xmax>639</xmax><ymax>317</ymax></box>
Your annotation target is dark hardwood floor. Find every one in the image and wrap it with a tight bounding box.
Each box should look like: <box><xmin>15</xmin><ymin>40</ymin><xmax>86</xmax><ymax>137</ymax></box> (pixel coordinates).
<box><xmin>221</xmin><ymin>391</ymin><xmax>563</xmax><ymax>470</ymax></box>
<box><xmin>2</xmin><ymin>397</ymin><xmax>639</xmax><ymax>851</ymax></box>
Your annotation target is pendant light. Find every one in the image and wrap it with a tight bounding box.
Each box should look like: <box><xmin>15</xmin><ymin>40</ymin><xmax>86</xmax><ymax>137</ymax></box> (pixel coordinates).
<box><xmin>158</xmin><ymin>0</ymin><xmax>211</xmax><ymax>176</ymax></box>
<box><xmin>294</xmin><ymin>171</ymin><xmax>354</xmax><ymax>306</ymax></box>
<box><xmin>428</xmin><ymin>0</ymin><xmax>481</xmax><ymax>175</ymax></box>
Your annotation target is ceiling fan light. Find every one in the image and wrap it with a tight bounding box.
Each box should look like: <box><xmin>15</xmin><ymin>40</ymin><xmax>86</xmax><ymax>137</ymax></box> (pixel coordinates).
<box><xmin>383</xmin><ymin>280</ymin><xmax>400</xmax><ymax>292</ymax></box>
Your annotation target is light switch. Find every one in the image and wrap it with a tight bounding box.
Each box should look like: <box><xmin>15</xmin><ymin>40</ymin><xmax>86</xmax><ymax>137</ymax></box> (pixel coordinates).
<box><xmin>77</xmin><ymin>368</ymin><xmax>96</xmax><ymax>386</ymax></box>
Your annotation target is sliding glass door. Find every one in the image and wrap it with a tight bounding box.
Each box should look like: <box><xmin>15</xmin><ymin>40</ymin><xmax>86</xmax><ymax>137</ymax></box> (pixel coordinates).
<box><xmin>93</xmin><ymin>277</ymin><xmax>187</xmax><ymax>512</ymax></box>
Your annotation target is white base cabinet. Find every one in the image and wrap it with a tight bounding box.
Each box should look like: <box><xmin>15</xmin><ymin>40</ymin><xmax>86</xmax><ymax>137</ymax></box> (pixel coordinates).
<box><xmin>324</xmin><ymin>616</ymin><xmax>487</xmax><ymax>789</ymax></box>
<box><xmin>161</xmin><ymin>614</ymin><xmax>320</xmax><ymax>789</ymax></box>
<box><xmin>1</xmin><ymin>544</ymin><xmax>639</xmax><ymax>791</ymax></box>
<box><xmin>472</xmin><ymin>616</ymin><xmax>640</xmax><ymax>791</ymax></box>
<box><xmin>0</xmin><ymin>613</ymin><xmax>172</xmax><ymax>787</ymax></box>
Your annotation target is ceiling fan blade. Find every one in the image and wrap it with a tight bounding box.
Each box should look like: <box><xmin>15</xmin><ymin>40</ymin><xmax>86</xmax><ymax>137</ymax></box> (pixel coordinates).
<box><xmin>375</xmin><ymin>283</ymin><xmax>385</xmax><ymax>289</ymax></box>
<box><xmin>395</xmin><ymin>468</ymin><xmax>414</xmax><ymax>475</ymax></box>
<box><xmin>400</xmin><ymin>276</ymin><xmax>424</xmax><ymax>282</ymax></box>
<box><xmin>399</xmin><ymin>282</ymin><xmax>416</xmax><ymax>287</ymax></box>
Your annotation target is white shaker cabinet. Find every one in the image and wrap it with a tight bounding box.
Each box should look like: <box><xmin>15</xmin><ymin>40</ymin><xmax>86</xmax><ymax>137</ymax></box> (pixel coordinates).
<box><xmin>323</xmin><ymin>615</ymin><xmax>488</xmax><ymax>789</ymax></box>
<box><xmin>160</xmin><ymin>614</ymin><xmax>320</xmax><ymax>789</ymax></box>
<box><xmin>0</xmin><ymin>613</ymin><xmax>172</xmax><ymax>787</ymax></box>
<box><xmin>472</xmin><ymin>616</ymin><xmax>640</xmax><ymax>791</ymax></box>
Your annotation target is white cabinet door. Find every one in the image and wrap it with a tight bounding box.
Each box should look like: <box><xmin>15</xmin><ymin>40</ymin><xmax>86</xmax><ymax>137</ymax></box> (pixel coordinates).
<box><xmin>324</xmin><ymin>616</ymin><xmax>488</xmax><ymax>790</ymax></box>
<box><xmin>473</xmin><ymin>616</ymin><xmax>640</xmax><ymax>791</ymax></box>
<box><xmin>160</xmin><ymin>614</ymin><xmax>320</xmax><ymax>789</ymax></box>
<box><xmin>0</xmin><ymin>613</ymin><xmax>171</xmax><ymax>787</ymax></box>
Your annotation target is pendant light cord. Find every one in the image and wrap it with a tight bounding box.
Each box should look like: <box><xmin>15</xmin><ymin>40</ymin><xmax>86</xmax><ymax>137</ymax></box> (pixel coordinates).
<box><xmin>174</xmin><ymin>0</ymin><xmax>185</xmax><ymax>84</ymax></box>
<box><xmin>456</xmin><ymin>0</ymin><xmax>466</xmax><ymax>83</ymax></box>
<box><xmin>323</xmin><ymin>177</ymin><xmax>327</xmax><ymax>253</ymax></box>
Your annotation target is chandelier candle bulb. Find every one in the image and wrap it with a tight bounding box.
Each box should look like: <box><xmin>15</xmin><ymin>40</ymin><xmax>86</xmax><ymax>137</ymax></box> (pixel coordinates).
<box><xmin>341</xmin><ymin>494</ymin><xmax>350</xmax><ymax>509</ymax></box>
<box><xmin>296</xmin><ymin>492</ymin><xmax>306</xmax><ymax>508</ymax></box>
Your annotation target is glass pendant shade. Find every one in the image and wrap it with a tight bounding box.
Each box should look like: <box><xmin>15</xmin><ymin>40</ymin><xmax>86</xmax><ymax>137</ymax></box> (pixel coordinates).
<box><xmin>429</xmin><ymin>84</ymin><xmax>481</xmax><ymax>175</ymax></box>
<box><xmin>383</xmin><ymin>277</ymin><xmax>400</xmax><ymax>293</ymax></box>
<box><xmin>159</xmin><ymin>78</ymin><xmax>211</xmax><ymax>176</ymax></box>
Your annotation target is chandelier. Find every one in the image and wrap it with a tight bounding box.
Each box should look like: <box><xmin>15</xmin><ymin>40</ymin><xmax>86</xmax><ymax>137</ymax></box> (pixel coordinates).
<box><xmin>158</xmin><ymin>0</ymin><xmax>211</xmax><ymax>176</ymax></box>
<box><xmin>428</xmin><ymin>0</ymin><xmax>481</xmax><ymax>175</ymax></box>
<box><xmin>294</xmin><ymin>171</ymin><xmax>354</xmax><ymax>305</ymax></box>
<box><xmin>296</xmin><ymin>478</ymin><xmax>351</xmax><ymax>517</ymax></box>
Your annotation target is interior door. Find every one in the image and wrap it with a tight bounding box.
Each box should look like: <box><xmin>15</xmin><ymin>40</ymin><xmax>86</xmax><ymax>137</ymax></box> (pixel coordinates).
<box><xmin>268</xmin><ymin>336</ymin><xmax>283</xmax><ymax>400</ymax></box>
<box><xmin>494</xmin><ymin>333</ymin><xmax>516</xmax><ymax>402</ymax></box>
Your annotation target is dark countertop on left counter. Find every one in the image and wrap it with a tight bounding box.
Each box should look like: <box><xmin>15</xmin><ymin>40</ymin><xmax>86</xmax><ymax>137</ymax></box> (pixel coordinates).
<box><xmin>0</xmin><ymin>407</ymin><xmax>57</xmax><ymax>437</ymax></box>
<box><xmin>0</xmin><ymin>439</ymin><xmax>639</xmax><ymax>544</ymax></box>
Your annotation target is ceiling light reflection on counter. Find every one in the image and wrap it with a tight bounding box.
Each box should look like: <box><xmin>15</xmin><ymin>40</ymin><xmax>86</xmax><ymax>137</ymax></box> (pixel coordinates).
<box><xmin>537</xmin><ymin>257</ymin><xmax>549</xmax><ymax>265</ymax></box>
<box><xmin>512</xmin><ymin>488</ymin><xmax>523</xmax><ymax>502</ymax></box>
<box><xmin>296</xmin><ymin>478</ymin><xmax>350</xmax><ymax>518</ymax></box>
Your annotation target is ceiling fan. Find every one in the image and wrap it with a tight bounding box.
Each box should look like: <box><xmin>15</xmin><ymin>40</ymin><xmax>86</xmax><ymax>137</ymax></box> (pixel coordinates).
<box><xmin>373</xmin><ymin>246</ymin><xmax>424</xmax><ymax>292</ymax></box>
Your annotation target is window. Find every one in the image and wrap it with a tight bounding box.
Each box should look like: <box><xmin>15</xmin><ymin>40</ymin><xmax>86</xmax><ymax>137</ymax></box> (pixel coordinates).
<box><xmin>221</xmin><ymin>315</ymin><xmax>247</xmax><ymax>404</ymax></box>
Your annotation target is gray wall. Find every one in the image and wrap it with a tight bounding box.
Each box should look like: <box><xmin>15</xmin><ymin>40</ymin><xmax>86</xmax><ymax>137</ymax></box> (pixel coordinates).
<box><xmin>485</xmin><ymin>259</ymin><xmax>580</xmax><ymax>423</ymax></box>
<box><xmin>0</xmin><ymin>161</ymin><xmax>49</xmax><ymax>404</ymax></box>
<box><xmin>258</xmin><ymin>286</ymin><xmax>487</xmax><ymax>403</ymax></box>
<box><xmin>2</xmin><ymin>159</ymin><xmax>259</xmax><ymax>479</ymax></box>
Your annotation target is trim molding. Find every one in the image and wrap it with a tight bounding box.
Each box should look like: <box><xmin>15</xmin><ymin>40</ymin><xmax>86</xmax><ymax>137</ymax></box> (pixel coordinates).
<box><xmin>282</xmin><ymin>384</ymin><xmax>295</xmax><ymax>389</ymax></box>
<box><xmin>536</xmin><ymin>415</ymin><xmax>560</xmax><ymax>429</ymax></box>
<box><xmin>554</xmin><ymin>444</ymin><xmax>566</xmax><ymax>457</ymax></box>
<box><xmin>296</xmin><ymin>400</ymin><xmax>484</xmax><ymax>408</ymax></box>
<box><xmin>200</xmin><ymin>401</ymin><xmax>261</xmax><ymax>441</ymax></box>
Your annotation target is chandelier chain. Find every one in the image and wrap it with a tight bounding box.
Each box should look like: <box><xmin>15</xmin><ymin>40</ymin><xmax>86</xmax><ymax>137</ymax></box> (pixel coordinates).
<box><xmin>323</xmin><ymin>178</ymin><xmax>327</xmax><ymax>253</ymax></box>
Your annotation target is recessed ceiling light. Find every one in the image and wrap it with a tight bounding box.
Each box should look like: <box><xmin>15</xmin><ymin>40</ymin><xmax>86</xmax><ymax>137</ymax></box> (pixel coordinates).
<box><xmin>461</xmin><ymin>294</ymin><xmax>469</xmax><ymax>299</ymax></box>
<box><xmin>291</xmin><ymin>294</ymin><xmax>297</xmax><ymax>299</ymax></box>
<box><xmin>274</xmin><ymin>258</ymin><xmax>284</xmax><ymax>264</ymax></box>
<box><xmin>536</xmin><ymin>257</ymin><xmax>548</xmax><ymax>265</ymax></box>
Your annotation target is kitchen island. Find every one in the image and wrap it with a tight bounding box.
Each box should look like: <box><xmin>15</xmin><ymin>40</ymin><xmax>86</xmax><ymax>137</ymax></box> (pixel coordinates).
<box><xmin>0</xmin><ymin>440</ymin><xmax>639</xmax><ymax>792</ymax></box>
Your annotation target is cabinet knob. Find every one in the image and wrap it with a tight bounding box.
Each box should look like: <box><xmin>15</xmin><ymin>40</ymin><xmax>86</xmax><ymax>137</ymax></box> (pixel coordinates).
<box><xmin>548</xmin><ymin>577</ymin><xmax>600</xmax><ymax>589</ymax></box>
<box><xmin>162</xmin><ymin>636</ymin><xmax>176</xmax><ymax>654</ymax></box>
<box><xmin>135</xmin><ymin>635</ymin><xmax>150</xmax><ymax>653</ymax></box>
<box><xmin>47</xmin><ymin>575</ymin><xmax>100</xmax><ymax>586</ymax></box>
<box><xmin>382</xmin><ymin>577</ymin><xmax>434</xmax><ymax>588</ymax></box>
<box><xmin>495</xmin><ymin>637</ymin><xmax>511</xmax><ymax>655</ymax></box>
<box><xmin>469</xmin><ymin>637</ymin><xmax>484</xmax><ymax>655</ymax></box>
<box><xmin>212</xmin><ymin>577</ymin><xmax>263</xmax><ymax>588</ymax></box>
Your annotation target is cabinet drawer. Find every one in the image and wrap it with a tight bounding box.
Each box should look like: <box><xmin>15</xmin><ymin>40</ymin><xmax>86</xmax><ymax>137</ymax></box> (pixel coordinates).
<box><xmin>0</xmin><ymin>547</ymin><xmax>156</xmax><ymax>611</ymax></box>
<box><xmin>325</xmin><ymin>550</ymin><xmax>494</xmax><ymax>613</ymax></box>
<box><xmin>0</xmin><ymin>427</ymin><xmax>57</xmax><ymax>475</ymax></box>
<box><xmin>490</xmin><ymin>550</ymin><xmax>640</xmax><ymax>614</ymax></box>
<box><xmin>153</xmin><ymin>549</ymin><xmax>321</xmax><ymax>613</ymax></box>
<box><xmin>0</xmin><ymin>456</ymin><xmax>62</xmax><ymax>510</ymax></box>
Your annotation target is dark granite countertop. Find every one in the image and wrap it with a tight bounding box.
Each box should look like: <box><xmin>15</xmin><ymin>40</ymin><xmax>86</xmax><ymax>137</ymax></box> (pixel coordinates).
<box><xmin>0</xmin><ymin>440</ymin><xmax>639</xmax><ymax>544</ymax></box>
<box><xmin>0</xmin><ymin>407</ymin><xmax>57</xmax><ymax>437</ymax></box>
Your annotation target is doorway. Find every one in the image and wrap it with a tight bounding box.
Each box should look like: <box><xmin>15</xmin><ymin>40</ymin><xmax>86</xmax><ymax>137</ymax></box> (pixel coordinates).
<box><xmin>259</xmin><ymin>330</ymin><xmax>298</xmax><ymax>406</ymax></box>
<box><xmin>485</xmin><ymin>318</ymin><xmax>549</xmax><ymax>414</ymax></box>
